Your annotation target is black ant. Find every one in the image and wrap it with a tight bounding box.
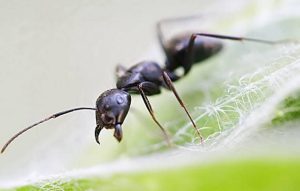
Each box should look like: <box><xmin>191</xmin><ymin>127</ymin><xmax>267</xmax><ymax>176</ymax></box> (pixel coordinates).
<box><xmin>1</xmin><ymin>17</ymin><xmax>289</xmax><ymax>153</ymax></box>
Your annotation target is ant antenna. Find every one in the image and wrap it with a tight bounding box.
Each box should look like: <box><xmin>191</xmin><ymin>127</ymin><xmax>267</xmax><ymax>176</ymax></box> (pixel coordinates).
<box><xmin>1</xmin><ymin>107</ymin><xmax>96</xmax><ymax>154</ymax></box>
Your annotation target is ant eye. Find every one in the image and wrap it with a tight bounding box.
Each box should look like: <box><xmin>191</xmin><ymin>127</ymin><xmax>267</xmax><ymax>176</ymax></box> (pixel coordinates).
<box><xmin>116</xmin><ymin>95</ymin><xmax>124</xmax><ymax>104</ymax></box>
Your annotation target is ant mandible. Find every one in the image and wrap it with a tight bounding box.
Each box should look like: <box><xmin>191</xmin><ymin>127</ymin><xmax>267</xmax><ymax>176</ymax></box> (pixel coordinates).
<box><xmin>1</xmin><ymin>17</ymin><xmax>287</xmax><ymax>153</ymax></box>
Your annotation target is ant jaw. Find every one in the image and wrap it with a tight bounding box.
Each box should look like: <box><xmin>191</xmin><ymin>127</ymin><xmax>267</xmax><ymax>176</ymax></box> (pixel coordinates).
<box><xmin>113</xmin><ymin>124</ymin><xmax>123</xmax><ymax>142</ymax></box>
<box><xmin>94</xmin><ymin>123</ymin><xmax>122</xmax><ymax>144</ymax></box>
<box><xmin>95</xmin><ymin>125</ymin><xmax>103</xmax><ymax>144</ymax></box>
<box><xmin>95</xmin><ymin>123</ymin><xmax>123</xmax><ymax>145</ymax></box>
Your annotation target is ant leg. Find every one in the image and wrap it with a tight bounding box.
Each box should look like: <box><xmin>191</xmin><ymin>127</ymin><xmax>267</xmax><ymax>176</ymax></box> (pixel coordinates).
<box><xmin>156</xmin><ymin>21</ymin><xmax>173</xmax><ymax>64</ymax></box>
<box><xmin>162</xmin><ymin>71</ymin><xmax>203</xmax><ymax>142</ymax></box>
<box><xmin>156</xmin><ymin>14</ymin><xmax>204</xmax><ymax>51</ymax></box>
<box><xmin>189</xmin><ymin>33</ymin><xmax>295</xmax><ymax>45</ymax></box>
<box><xmin>137</xmin><ymin>83</ymin><xmax>172</xmax><ymax>146</ymax></box>
<box><xmin>1</xmin><ymin>107</ymin><xmax>96</xmax><ymax>154</ymax></box>
<box><xmin>156</xmin><ymin>15</ymin><xmax>205</xmax><ymax>64</ymax></box>
<box><xmin>183</xmin><ymin>32</ymin><xmax>296</xmax><ymax>74</ymax></box>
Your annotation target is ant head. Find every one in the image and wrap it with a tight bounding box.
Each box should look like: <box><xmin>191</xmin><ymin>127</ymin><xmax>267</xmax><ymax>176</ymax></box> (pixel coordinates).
<box><xmin>95</xmin><ymin>89</ymin><xmax>131</xmax><ymax>143</ymax></box>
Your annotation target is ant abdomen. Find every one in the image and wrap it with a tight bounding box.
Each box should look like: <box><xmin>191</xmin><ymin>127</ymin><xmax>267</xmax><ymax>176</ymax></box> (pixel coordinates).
<box><xmin>164</xmin><ymin>33</ymin><xmax>223</xmax><ymax>76</ymax></box>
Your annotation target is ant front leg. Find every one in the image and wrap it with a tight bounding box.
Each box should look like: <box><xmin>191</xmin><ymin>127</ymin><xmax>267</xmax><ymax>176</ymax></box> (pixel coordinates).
<box><xmin>137</xmin><ymin>82</ymin><xmax>172</xmax><ymax>146</ymax></box>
